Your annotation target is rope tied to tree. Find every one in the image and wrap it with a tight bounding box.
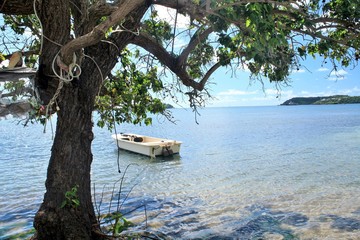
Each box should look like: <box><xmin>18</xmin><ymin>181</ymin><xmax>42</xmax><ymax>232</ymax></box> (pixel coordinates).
<box><xmin>43</xmin><ymin>52</ymin><xmax>82</xmax><ymax>134</ymax></box>
<box><xmin>54</xmin><ymin>53</ymin><xmax>82</xmax><ymax>82</ymax></box>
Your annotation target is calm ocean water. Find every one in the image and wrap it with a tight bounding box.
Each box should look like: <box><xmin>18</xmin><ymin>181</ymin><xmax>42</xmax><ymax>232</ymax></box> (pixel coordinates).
<box><xmin>1</xmin><ymin>104</ymin><xmax>360</xmax><ymax>239</ymax></box>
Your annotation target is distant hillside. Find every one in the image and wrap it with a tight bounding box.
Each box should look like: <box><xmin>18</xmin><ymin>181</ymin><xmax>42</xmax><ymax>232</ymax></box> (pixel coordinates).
<box><xmin>281</xmin><ymin>95</ymin><xmax>360</xmax><ymax>105</ymax></box>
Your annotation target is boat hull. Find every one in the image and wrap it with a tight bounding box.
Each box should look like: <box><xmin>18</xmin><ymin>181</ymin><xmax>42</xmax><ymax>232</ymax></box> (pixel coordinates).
<box><xmin>112</xmin><ymin>133</ymin><xmax>182</xmax><ymax>158</ymax></box>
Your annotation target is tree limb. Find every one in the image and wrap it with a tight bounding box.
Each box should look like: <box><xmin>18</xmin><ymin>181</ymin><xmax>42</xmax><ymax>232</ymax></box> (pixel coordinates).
<box><xmin>60</xmin><ymin>0</ymin><xmax>145</xmax><ymax>64</ymax></box>
<box><xmin>153</xmin><ymin>0</ymin><xmax>207</xmax><ymax>22</ymax></box>
<box><xmin>130</xmin><ymin>31</ymin><xmax>209</xmax><ymax>91</ymax></box>
<box><xmin>88</xmin><ymin>1</ymin><xmax>119</xmax><ymax>21</ymax></box>
<box><xmin>0</xmin><ymin>0</ymin><xmax>34</xmax><ymax>15</ymax></box>
<box><xmin>178</xmin><ymin>26</ymin><xmax>213</xmax><ymax>66</ymax></box>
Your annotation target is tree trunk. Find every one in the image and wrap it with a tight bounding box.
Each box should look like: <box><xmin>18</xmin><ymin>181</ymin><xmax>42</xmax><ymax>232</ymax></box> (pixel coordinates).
<box><xmin>33</xmin><ymin>45</ymin><xmax>114</xmax><ymax>238</ymax></box>
<box><xmin>32</xmin><ymin>1</ymin><xmax>150</xmax><ymax>238</ymax></box>
<box><xmin>34</xmin><ymin>85</ymin><xmax>99</xmax><ymax>239</ymax></box>
<box><xmin>33</xmin><ymin>1</ymin><xmax>101</xmax><ymax>238</ymax></box>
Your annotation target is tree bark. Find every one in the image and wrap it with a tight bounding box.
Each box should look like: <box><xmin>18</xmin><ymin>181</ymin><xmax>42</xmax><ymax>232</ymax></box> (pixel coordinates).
<box><xmin>32</xmin><ymin>0</ymin><xmax>101</xmax><ymax>239</ymax></box>
<box><xmin>33</xmin><ymin>2</ymin><xmax>151</xmax><ymax>238</ymax></box>
<box><xmin>0</xmin><ymin>0</ymin><xmax>34</xmax><ymax>15</ymax></box>
<box><xmin>34</xmin><ymin>85</ymin><xmax>99</xmax><ymax>239</ymax></box>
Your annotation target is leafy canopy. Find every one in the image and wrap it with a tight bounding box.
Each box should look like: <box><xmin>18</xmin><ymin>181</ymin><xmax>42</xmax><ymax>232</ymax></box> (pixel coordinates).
<box><xmin>96</xmin><ymin>48</ymin><xmax>168</xmax><ymax>129</ymax></box>
<box><xmin>0</xmin><ymin>0</ymin><xmax>359</xmax><ymax>124</ymax></box>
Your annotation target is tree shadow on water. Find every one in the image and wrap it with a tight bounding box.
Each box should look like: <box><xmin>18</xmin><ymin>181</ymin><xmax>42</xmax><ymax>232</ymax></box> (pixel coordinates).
<box><xmin>201</xmin><ymin>205</ymin><xmax>306</xmax><ymax>240</ymax></box>
<box><xmin>97</xmin><ymin>191</ymin><xmax>358</xmax><ymax>239</ymax></box>
<box><xmin>319</xmin><ymin>214</ymin><xmax>360</xmax><ymax>232</ymax></box>
<box><xmin>352</xmin><ymin>208</ymin><xmax>360</xmax><ymax>215</ymax></box>
<box><xmin>233</xmin><ymin>205</ymin><xmax>307</xmax><ymax>240</ymax></box>
<box><xmin>117</xmin><ymin>200</ymin><xmax>309</xmax><ymax>239</ymax></box>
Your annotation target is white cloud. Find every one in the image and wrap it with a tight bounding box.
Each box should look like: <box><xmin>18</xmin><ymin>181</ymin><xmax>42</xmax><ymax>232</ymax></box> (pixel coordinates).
<box><xmin>154</xmin><ymin>5</ymin><xmax>191</xmax><ymax>28</ymax></box>
<box><xmin>210</xmin><ymin>88</ymin><xmax>297</xmax><ymax>107</ymax></box>
<box><xmin>218</xmin><ymin>89</ymin><xmax>257</xmax><ymax>96</ymax></box>
<box><xmin>292</xmin><ymin>68</ymin><xmax>306</xmax><ymax>73</ymax></box>
<box><xmin>327</xmin><ymin>69</ymin><xmax>348</xmax><ymax>81</ymax></box>
<box><xmin>296</xmin><ymin>87</ymin><xmax>360</xmax><ymax>98</ymax></box>
<box><xmin>349</xmin><ymin>87</ymin><xmax>360</xmax><ymax>95</ymax></box>
<box><xmin>333</xmin><ymin>87</ymin><xmax>360</xmax><ymax>96</ymax></box>
<box><xmin>317</xmin><ymin>67</ymin><xmax>329</xmax><ymax>72</ymax></box>
<box><xmin>263</xmin><ymin>89</ymin><xmax>295</xmax><ymax>102</ymax></box>
<box><xmin>149</xmin><ymin>6</ymin><xmax>192</xmax><ymax>51</ymax></box>
<box><xmin>328</xmin><ymin>76</ymin><xmax>346</xmax><ymax>81</ymax></box>
<box><xmin>264</xmin><ymin>89</ymin><xmax>280</xmax><ymax>95</ymax></box>
<box><xmin>300</xmin><ymin>91</ymin><xmax>312</xmax><ymax>96</ymax></box>
<box><xmin>210</xmin><ymin>96</ymin><xmax>274</xmax><ymax>107</ymax></box>
<box><xmin>330</xmin><ymin>69</ymin><xmax>348</xmax><ymax>76</ymax></box>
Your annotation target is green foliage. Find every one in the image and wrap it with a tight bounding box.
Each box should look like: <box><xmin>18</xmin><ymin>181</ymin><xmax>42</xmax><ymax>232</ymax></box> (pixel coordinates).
<box><xmin>3</xmin><ymin>80</ymin><xmax>26</xmax><ymax>101</ymax></box>
<box><xmin>3</xmin><ymin>15</ymin><xmax>31</xmax><ymax>35</ymax></box>
<box><xmin>1</xmin><ymin>0</ymin><xmax>359</xmax><ymax>122</ymax></box>
<box><xmin>314</xmin><ymin>95</ymin><xmax>360</xmax><ymax>104</ymax></box>
<box><xmin>0</xmin><ymin>52</ymin><xmax>5</xmax><ymax>62</ymax></box>
<box><xmin>24</xmin><ymin>51</ymin><xmax>39</xmax><ymax>68</ymax></box>
<box><xmin>93</xmin><ymin>165</ymin><xmax>139</xmax><ymax>237</ymax></box>
<box><xmin>187</xmin><ymin>40</ymin><xmax>214</xmax><ymax>78</ymax></box>
<box><xmin>61</xmin><ymin>185</ymin><xmax>80</xmax><ymax>209</ymax></box>
<box><xmin>212</xmin><ymin>2</ymin><xmax>294</xmax><ymax>82</ymax></box>
<box><xmin>103</xmin><ymin>212</ymin><xmax>133</xmax><ymax>236</ymax></box>
<box><xmin>203</xmin><ymin>0</ymin><xmax>359</xmax><ymax>84</ymax></box>
<box><xmin>96</xmin><ymin>48</ymin><xmax>167</xmax><ymax>130</ymax></box>
<box><xmin>323</xmin><ymin>0</ymin><xmax>360</xmax><ymax>22</ymax></box>
<box><xmin>2</xmin><ymin>14</ymin><xmax>41</xmax><ymax>56</ymax></box>
<box><xmin>26</xmin><ymin>98</ymin><xmax>48</xmax><ymax>125</ymax></box>
<box><xmin>143</xmin><ymin>10</ymin><xmax>174</xmax><ymax>44</ymax></box>
<box><xmin>281</xmin><ymin>95</ymin><xmax>360</xmax><ymax>105</ymax></box>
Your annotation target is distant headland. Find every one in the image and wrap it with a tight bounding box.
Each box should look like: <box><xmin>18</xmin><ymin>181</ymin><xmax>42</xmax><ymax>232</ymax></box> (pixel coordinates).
<box><xmin>281</xmin><ymin>95</ymin><xmax>360</xmax><ymax>105</ymax></box>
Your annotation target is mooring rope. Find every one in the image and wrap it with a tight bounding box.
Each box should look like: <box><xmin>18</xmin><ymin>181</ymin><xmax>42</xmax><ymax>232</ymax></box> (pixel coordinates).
<box><xmin>33</xmin><ymin>0</ymin><xmax>43</xmax><ymax>55</ymax></box>
<box><xmin>111</xmin><ymin>103</ymin><xmax>122</xmax><ymax>173</ymax></box>
<box><xmin>43</xmin><ymin>51</ymin><xmax>81</xmax><ymax>134</ymax></box>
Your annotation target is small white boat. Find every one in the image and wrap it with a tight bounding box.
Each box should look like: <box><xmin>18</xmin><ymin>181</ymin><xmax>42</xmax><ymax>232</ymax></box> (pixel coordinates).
<box><xmin>112</xmin><ymin>133</ymin><xmax>182</xmax><ymax>158</ymax></box>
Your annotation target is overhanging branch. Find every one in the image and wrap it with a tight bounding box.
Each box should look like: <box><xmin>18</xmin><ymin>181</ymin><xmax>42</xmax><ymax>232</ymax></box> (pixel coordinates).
<box><xmin>130</xmin><ymin>31</ymin><xmax>214</xmax><ymax>91</ymax></box>
<box><xmin>153</xmin><ymin>0</ymin><xmax>207</xmax><ymax>22</ymax></box>
<box><xmin>178</xmin><ymin>26</ymin><xmax>213</xmax><ymax>66</ymax></box>
<box><xmin>60</xmin><ymin>0</ymin><xmax>145</xmax><ymax>64</ymax></box>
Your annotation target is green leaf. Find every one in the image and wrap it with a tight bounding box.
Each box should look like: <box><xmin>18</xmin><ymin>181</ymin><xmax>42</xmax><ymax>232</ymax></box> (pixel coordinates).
<box><xmin>245</xmin><ymin>18</ymin><xmax>251</xmax><ymax>27</ymax></box>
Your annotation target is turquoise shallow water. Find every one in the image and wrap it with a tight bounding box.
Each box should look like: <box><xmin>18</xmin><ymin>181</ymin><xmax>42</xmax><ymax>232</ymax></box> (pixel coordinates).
<box><xmin>1</xmin><ymin>104</ymin><xmax>360</xmax><ymax>239</ymax></box>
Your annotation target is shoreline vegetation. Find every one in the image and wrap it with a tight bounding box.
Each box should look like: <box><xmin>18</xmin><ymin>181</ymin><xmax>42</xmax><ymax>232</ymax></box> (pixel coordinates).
<box><xmin>281</xmin><ymin>95</ymin><xmax>360</xmax><ymax>105</ymax></box>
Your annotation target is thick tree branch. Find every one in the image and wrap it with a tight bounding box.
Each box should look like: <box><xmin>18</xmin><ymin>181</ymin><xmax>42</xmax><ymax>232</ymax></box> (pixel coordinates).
<box><xmin>88</xmin><ymin>1</ymin><xmax>118</xmax><ymax>21</ymax></box>
<box><xmin>178</xmin><ymin>26</ymin><xmax>213</xmax><ymax>66</ymax></box>
<box><xmin>130</xmin><ymin>31</ymin><xmax>209</xmax><ymax>91</ymax></box>
<box><xmin>78</xmin><ymin>3</ymin><xmax>151</xmax><ymax>104</ymax></box>
<box><xmin>0</xmin><ymin>0</ymin><xmax>33</xmax><ymax>15</ymax></box>
<box><xmin>60</xmin><ymin>0</ymin><xmax>145</xmax><ymax>64</ymax></box>
<box><xmin>70</xmin><ymin>0</ymin><xmax>89</xmax><ymax>36</ymax></box>
<box><xmin>130</xmin><ymin>32</ymin><xmax>177</xmax><ymax>70</ymax></box>
<box><xmin>153</xmin><ymin>0</ymin><xmax>207</xmax><ymax>22</ymax></box>
<box><xmin>201</xmin><ymin>62</ymin><xmax>221</xmax><ymax>86</ymax></box>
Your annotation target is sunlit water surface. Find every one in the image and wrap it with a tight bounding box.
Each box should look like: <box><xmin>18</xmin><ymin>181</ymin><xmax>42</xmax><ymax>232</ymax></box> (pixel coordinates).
<box><xmin>1</xmin><ymin>105</ymin><xmax>360</xmax><ymax>239</ymax></box>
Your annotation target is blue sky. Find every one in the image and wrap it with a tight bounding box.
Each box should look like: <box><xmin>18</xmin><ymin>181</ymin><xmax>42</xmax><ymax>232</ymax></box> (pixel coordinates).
<box><xmin>207</xmin><ymin>59</ymin><xmax>360</xmax><ymax>107</ymax></box>
<box><xmin>154</xmin><ymin>6</ymin><xmax>360</xmax><ymax>107</ymax></box>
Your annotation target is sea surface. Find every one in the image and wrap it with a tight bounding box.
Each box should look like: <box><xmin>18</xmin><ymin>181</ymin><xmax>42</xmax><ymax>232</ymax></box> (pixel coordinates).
<box><xmin>1</xmin><ymin>104</ymin><xmax>360</xmax><ymax>239</ymax></box>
